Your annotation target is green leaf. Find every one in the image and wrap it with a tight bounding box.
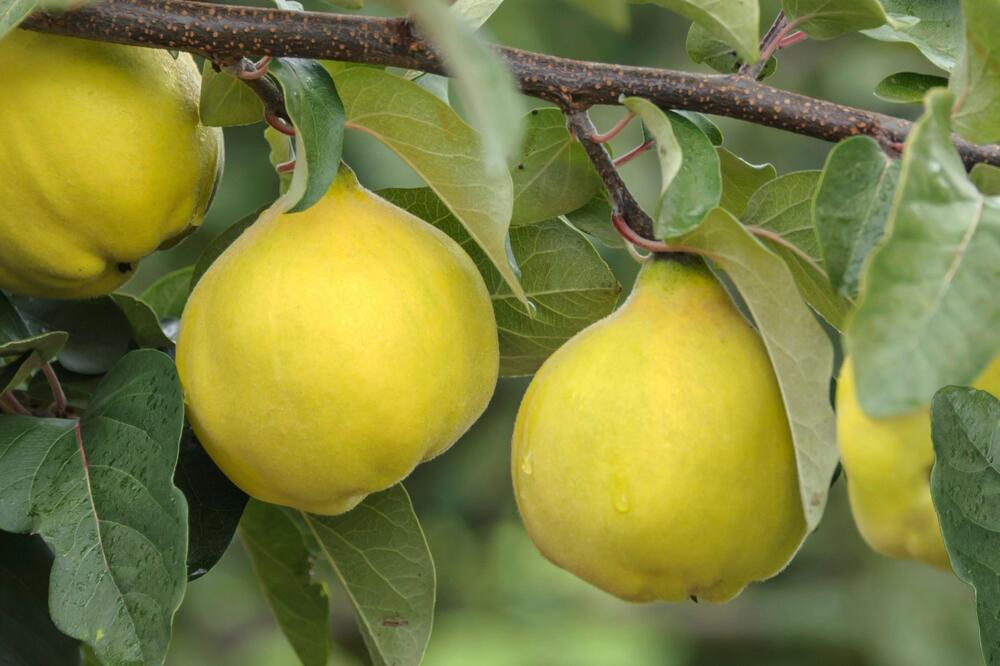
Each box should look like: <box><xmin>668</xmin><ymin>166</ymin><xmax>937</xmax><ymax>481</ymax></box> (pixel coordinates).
<box><xmin>632</xmin><ymin>0</ymin><xmax>759</xmax><ymax>63</ymax></box>
<box><xmin>742</xmin><ymin>171</ymin><xmax>850</xmax><ymax>328</ymax></box>
<box><xmin>268</xmin><ymin>58</ymin><xmax>345</xmax><ymax>212</ymax></box>
<box><xmin>198</xmin><ymin>62</ymin><xmax>265</xmax><ymax>127</ymax></box>
<box><xmin>559</xmin><ymin>0</ymin><xmax>630</xmax><ymax>31</ymax></box>
<box><xmin>783</xmin><ymin>0</ymin><xmax>887</xmax><ymax>40</ymax></box>
<box><xmin>847</xmin><ymin>89</ymin><xmax>1000</xmax><ymax>417</ymax></box>
<box><xmin>335</xmin><ymin>67</ymin><xmax>526</xmax><ymax>304</ymax></box>
<box><xmin>563</xmin><ymin>193</ymin><xmax>625</xmax><ymax>248</ymax></box>
<box><xmin>862</xmin><ymin>0</ymin><xmax>963</xmax><ymax>71</ymax></box>
<box><xmin>874</xmin><ymin>71</ymin><xmax>948</xmax><ymax>103</ymax></box>
<box><xmin>814</xmin><ymin>136</ymin><xmax>900</xmax><ymax>297</ymax></box>
<box><xmin>971</xmin><ymin>164</ymin><xmax>1000</xmax><ymax>196</ymax></box>
<box><xmin>717</xmin><ymin>147</ymin><xmax>777</xmax><ymax>217</ymax></box>
<box><xmin>0</xmin><ymin>532</ymin><xmax>81</xmax><ymax>666</ymax></box>
<box><xmin>949</xmin><ymin>0</ymin><xmax>1000</xmax><ymax>144</ymax></box>
<box><xmin>409</xmin><ymin>0</ymin><xmax>525</xmax><ymax>174</ymax></box>
<box><xmin>176</xmin><ymin>428</ymin><xmax>248</xmax><ymax>581</ymax></box>
<box><xmin>0</xmin><ymin>350</ymin><xmax>188</xmax><ymax>665</ymax></box>
<box><xmin>0</xmin><ymin>351</ymin><xmax>41</xmax><ymax>395</ymax></box>
<box><xmin>676</xmin><ymin>209</ymin><xmax>839</xmax><ymax>530</ymax></box>
<box><xmin>451</xmin><ymin>0</ymin><xmax>505</xmax><ymax>28</ymax></box>
<box><xmin>191</xmin><ymin>209</ymin><xmax>264</xmax><ymax>289</ymax></box>
<box><xmin>623</xmin><ymin>98</ymin><xmax>722</xmax><ymax>238</ymax></box>
<box><xmin>299</xmin><ymin>485</ymin><xmax>435</xmax><ymax>666</ymax></box>
<box><xmin>511</xmin><ymin>108</ymin><xmax>602</xmax><ymax>226</ymax></box>
<box><xmin>240</xmin><ymin>501</ymin><xmax>330</xmax><ymax>666</ymax></box>
<box><xmin>11</xmin><ymin>296</ymin><xmax>131</xmax><ymax>375</ymax></box>
<box><xmin>0</xmin><ymin>0</ymin><xmax>36</xmax><ymax>40</ymax></box>
<box><xmin>685</xmin><ymin>21</ymin><xmax>777</xmax><ymax>78</ymax></box>
<box><xmin>110</xmin><ymin>293</ymin><xmax>173</xmax><ymax>349</ymax></box>
<box><xmin>320</xmin><ymin>0</ymin><xmax>362</xmax><ymax>8</ymax></box>
<box><xmin>674</xmin><ymin>110</ymin><xmax>723</xmax><ymax>145</ymax></box>
<box><xmin>381</xmin><ymin>188</ymin><xmax>620</xmax><ymax>375</ymax></box>
<box><xmin>930</xmin><ymin>386</ymin><xmax>1000</xmax><ymax>666</ymax></box>
<box><xmin>0</xmin><ymin>291</ymin><xmax>67</xmax><ymax>363</ymax></box>
<box><xmin>141</xmin><ymin>267</ymin><xmax>194</xmax><ymax>321</ymax></box>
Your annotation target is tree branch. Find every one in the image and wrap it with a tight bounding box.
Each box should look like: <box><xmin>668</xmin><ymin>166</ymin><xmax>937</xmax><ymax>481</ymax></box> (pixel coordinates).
<box><xmin>20</xmin><ymin>0</ymin><xmax>1000</xmax><ymax>170</ymax></box>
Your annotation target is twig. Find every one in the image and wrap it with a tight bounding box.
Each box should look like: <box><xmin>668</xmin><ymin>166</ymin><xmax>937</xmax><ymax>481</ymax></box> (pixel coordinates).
<box><xmin>590</xmin><ymin>112</ymin><xmax>635</xmax><ymax>144</ymax></box>
<box><xmin>740</xmin><ymin>11</ymin><xmax>788</xmax><ymax>79</ymax></box>
<box><xmin>20</xmin><ymin>0</ymin><xmax>1000</xmax><ymax>168</ymax></box>
<box><xmin>565</xmin><ymin>111</ymin><xmax>654</xmax><ymax>239</ymax></box>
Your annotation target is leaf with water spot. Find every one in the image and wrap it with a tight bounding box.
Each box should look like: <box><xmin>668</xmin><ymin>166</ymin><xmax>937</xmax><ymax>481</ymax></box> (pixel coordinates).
<box><xmin>0</xmin><ymin>350</ymin><xmax>188</xmax><ymax>665</ymax></box>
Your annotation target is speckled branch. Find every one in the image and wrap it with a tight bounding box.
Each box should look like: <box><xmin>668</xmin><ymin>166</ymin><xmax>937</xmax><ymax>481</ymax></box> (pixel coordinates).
<box><xmin>20</xmin><ymin>0</ymin><xmax>1000</xmax><ymax>173</ymax></box>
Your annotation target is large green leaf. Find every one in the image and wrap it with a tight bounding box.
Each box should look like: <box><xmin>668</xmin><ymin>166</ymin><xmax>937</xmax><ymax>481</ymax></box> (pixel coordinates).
<box><xmin>632</xmin><ymin>0</ymin><xmax>759</xmax><ymax>63</ymax></box>
<box><xmin>409</xmin><ymin>0</ymin><xmax>524</xmax><ymax>173</ymax></box>
<box><xmin>814</xmin><ymin>136</ymin><xmax>899</xmax><ymax>298</ymax></box>
<box><xmin>717</xmin><ymin>148</ymin><xmax>776</xmax><ymax>217</ymax></box>
<box><xmin>685</xmin><ymin>21</ymin><xmax>777</xmax><ymax>77</ymax></box>
<box><xmin>741</xmin><ymin>171</ymin><xmax>850</xmax><ymax>328</ymax></box>
<box><xmin>381</xmin><ymin>188</ymin><xmax>620</xmax><ymax>375</ymax></box>
<box><xmin>269</xmin><ymin>58</ymin><xmax>345</xmax><ymax>213</ymax></box>
<box><xmin>622</xmin><ymin>98</ymin><xmax>721</xmax><ymax>238</ymax></box>
<box><xmin>783</xmin><ymin>0</ymin><xmax>887</xmax><ymax>39</ymax></box>
<box><xmin>676</xmin><ymin>209</ymin><xmax>839</xmax><ymax>530</ymax></box>
<box><xmin>511</xmin><ymin>108</ymin><xmax>601</xmax><ymax>226</ymax></box>
<box><xmin>300</xmin><ymin>485</ymin><xmax>435</xmax><ymax>666</ymax></box>
<box><xmin>0</xmin><ymin>350</ymin><xmax>188</xmax><ymax>665</ymax></box>
<box><xmin>0</xmin><ymin>532</ymin><xmax>80</xmax><ymax>666</ymax></box>
<box><xmin>862</xmin><ymin>0</ymin><xmax>963</xmax><ymax>71</ymax></box>
<box><xmin>241</xmin><ymin>501</ymin><xmax>330</xmax><ymax>666</ymax></box>
<box><xmin>335</xmin><ymin>67</ymin><xmax>525</xmax><ymax>303</ymax></box>
<box><xmin>847</xmin><ymin>90</ymin><xmax>1000</xmax><ymax>417</ymax></box>
<box><xmin>949</xmin><ymin>0</ymin><xmax>1000</xmax><ymax>145</ymax></box>
<box><xmin>930</xmin><ymin>386</ymin><xmax>1000</xmax><ymax>666</ymax></box>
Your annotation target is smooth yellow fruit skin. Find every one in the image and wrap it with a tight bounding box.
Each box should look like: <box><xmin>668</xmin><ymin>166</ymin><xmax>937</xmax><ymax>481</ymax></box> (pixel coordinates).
<box><xmin>837</xmin><ymin>356</ymin><xmax>1000</xmax><ymax>569</ymax></box>
<box><xmin>0</xmin><ymin>31</ymin><xmax>222</xmax><ymax>299</ymax></box>
<box><xmin>512</xmin><ymin>258</ymin><xmax>805</xmax><ymax>603</ymax></box>
<box><xmin>176</xmin><ymin>172</ymin><xmax>499</xmax><ymax>515</ymax></box>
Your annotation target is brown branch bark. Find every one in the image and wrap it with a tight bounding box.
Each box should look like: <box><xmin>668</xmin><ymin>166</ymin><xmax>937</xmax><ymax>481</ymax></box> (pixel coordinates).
<box><xmin>20</xmin><ymin>0</ymin><xmax>1000</xmax><ymax>170</ymax></box>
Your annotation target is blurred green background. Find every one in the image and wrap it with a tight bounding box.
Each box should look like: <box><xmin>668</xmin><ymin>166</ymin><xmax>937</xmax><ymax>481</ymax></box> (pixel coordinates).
<box><xmin>141</xmin><ymin>1</ymin><xmax>979</xmax><ymax>664</ymax></box>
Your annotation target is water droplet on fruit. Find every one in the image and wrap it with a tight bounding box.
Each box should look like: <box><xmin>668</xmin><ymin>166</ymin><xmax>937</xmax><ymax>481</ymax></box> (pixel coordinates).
<box><xmin>520</xmin><ymin>454</ymin><xmax>533</xmax><ymax>476</ymax></box>
<box><xmin>614</xmin><ymin>494</ymin><xmax>630</xmax><ymax>513</ymax></box>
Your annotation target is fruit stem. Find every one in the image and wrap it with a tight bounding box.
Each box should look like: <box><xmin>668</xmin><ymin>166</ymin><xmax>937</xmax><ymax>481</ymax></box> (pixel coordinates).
<box><xmin>266</xmin><ymin>111</ymin><xmax>296</xmax><ymax>136</ymax></box>
<box><xmin>0</xmin><ymin>392</ymin><xmax>30</xmax><ymax>416</ymax></box>
<box><xmin>611</xmin><ymin>213</ymin><xmax>704</xmax><ymax>257</ymax></box>
<box><xmin>42</xmin><ymin>363</ymin><xmax>68</xmax><ymax>417</ymax></box>
<box><xmin>612</xmin><ymin>139</ymin><xmax>654</xmax><ymax>168</ymax></box>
